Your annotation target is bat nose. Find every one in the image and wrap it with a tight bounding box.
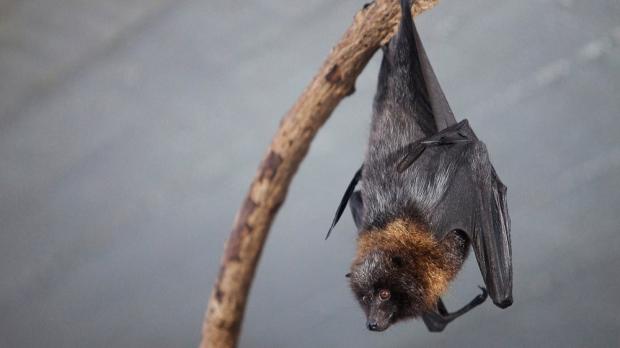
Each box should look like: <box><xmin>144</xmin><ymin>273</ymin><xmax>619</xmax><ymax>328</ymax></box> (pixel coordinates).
<box><xmin>367</xmin><ymin>320</ymin><xmax>379</xmax><ymax>331</ymax></box>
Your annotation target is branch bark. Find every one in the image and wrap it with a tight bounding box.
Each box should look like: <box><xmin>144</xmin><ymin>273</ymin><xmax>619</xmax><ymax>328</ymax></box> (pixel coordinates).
<box><xmin>200</xmin><ymin>1</ymin><xmax>439</xmax><ymax>347</ymax></box>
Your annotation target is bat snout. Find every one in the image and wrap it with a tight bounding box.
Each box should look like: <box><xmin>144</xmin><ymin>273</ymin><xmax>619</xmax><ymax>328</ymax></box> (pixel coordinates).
<box><xmin>366</xmin><ymin>319</ymin><xmax>389</xmax><ymax>332</ymax></box>
<box><xmin>366</xmin><ymin>307</ymin><xmax>394</xmax><ymax>332</ymax></box>
<box><xmin>366</xmin><ymin>320</ymin><xmax>380</xmax><ymax>331</ymax></box>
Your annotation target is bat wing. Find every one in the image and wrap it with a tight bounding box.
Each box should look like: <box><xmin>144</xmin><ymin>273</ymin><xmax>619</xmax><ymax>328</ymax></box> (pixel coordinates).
<box><xmin>400</xmin><ymin>120</ymin><xmax>513</xmax><ymax>308</ymax></box>
<box><xmin>406</xmin><ymin>1</ymin><xmax>456</xmax><ymax>132</ymax></box>
<box><xmin>325</xmin><ymin>166</ymin><xmax>362</xmax><ymax>239</ymax></box>
<box><xmin>375</xmin><ymin>0</ymin><xmax>456</xmax><ymax>139</ymax></box>
<box><xmin>349</xmin><ymin>190</ymin><xmax>364</xmax><ymax>230</ymax></box>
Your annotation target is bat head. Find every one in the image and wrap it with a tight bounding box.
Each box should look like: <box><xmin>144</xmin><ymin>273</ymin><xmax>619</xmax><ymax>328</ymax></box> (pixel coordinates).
<box><xmin>348</xmin><ymin>248</ymin><xmax>424</xmax><ymax>331</ymax></box>
<box><xmin>348</xmin><ymin>219</ymin><xmax>468</xmax><ymax>331</ymax></box>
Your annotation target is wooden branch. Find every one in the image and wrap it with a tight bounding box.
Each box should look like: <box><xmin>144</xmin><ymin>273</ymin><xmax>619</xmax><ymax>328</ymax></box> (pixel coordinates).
<box><xmin>200</xmin><ymin>1</ymin><xmax>439</xmax><ymax>347</ymax></box>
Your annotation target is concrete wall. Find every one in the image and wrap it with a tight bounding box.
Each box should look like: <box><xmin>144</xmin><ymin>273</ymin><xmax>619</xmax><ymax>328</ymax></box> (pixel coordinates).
<box><xmin>1</xmin><ymin>0</ymin><xmax>619</xmax><ymax>346</ymax></box>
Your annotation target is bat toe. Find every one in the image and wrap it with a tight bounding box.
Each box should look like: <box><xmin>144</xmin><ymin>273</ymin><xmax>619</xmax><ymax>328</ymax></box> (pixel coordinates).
<box><xmin>471</xmin><ymin>286</ymin><xmax>488</xmax><ymax>306</ymax></box>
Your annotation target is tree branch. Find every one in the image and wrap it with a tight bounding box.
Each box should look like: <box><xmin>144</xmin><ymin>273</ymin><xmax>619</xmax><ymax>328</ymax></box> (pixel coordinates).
<box><xmin>200</xmin><ymin>1</ymin><xmax>439</xmax><ymax>347</ymax></box>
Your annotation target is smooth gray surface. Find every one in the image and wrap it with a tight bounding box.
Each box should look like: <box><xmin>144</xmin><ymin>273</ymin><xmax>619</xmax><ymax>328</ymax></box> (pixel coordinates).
<box><xmin>1</xmin><ymin>0</ymin><xmax>619</xmax><ymax>347</ymax></box>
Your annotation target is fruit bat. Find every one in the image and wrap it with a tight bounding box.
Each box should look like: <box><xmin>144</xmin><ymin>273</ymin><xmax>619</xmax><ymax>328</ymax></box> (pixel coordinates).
<box><xmin>326</xmin><ymin>0</ymin><xmax>512</xmax><ymax>332</ymax></box>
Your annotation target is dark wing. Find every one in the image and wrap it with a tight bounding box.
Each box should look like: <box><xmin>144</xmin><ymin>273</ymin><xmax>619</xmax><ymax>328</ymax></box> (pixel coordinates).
<box><xmin>325</xmin><ymin>166</ymin><xmax>362</xmax><ymax>239</ymax></box>
<box><xmin>375</xmin><ymin>0</ymin><xmax>456</xmax><ymax>139</ymax></box>
<box><xmin>405</xmin><ymin>0</ymin><xmax>456</xmax><ymax>131</ymax></box>
<box><xmin>400</xmin><ymin>120</ymin><xmax>513</xmax><ymax>308</ymax></box>
<box><xmin>349</xmin><ymin>191</ymin><xmax>364</xmax><ymax>230</ymax></box>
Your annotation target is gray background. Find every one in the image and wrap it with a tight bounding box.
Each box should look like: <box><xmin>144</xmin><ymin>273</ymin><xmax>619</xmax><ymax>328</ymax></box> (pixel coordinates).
<box><xmin>1</xmin><ymin>0</ymin><xmax>619</xmax><ymax>347</ymax></box>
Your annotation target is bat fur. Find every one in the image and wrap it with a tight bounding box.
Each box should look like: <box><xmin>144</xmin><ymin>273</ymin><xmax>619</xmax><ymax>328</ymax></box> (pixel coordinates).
<box><xmin>327</xmin><ymin>0</ymin><xmax>513</xmax><ymax>333</ymax></box>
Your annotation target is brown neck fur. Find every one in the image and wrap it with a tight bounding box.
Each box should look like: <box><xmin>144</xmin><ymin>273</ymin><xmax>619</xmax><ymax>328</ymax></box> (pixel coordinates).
<box><xmin>355</xmin><ymin>218</ymin><xmax>465</xmax><ymax>310</ymax></box>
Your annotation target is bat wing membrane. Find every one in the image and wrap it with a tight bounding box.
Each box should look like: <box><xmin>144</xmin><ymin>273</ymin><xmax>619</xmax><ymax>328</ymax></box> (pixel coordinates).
<box><xmin>406</xmin><ymin>2</ymin><xmax>456</xmax><ymax>131</ymax></box>
<box><xmin>404</xmin><ymin>121</ymin><xmax>513</xmax><ymax>308</ymax></box>
<box><xmin>375</xmin><ymin>0</ymin><xmax>456</xmax><ymax>139</ymax></box>
<box><xmin>349</xmin><ymin>191</ymin><xmax>364</xmax><ymax>230</ymax></box>
<box><xmin>325</xmin><ymin>166</ymin><xmax>362</xmax><ymax>239</ymax></box>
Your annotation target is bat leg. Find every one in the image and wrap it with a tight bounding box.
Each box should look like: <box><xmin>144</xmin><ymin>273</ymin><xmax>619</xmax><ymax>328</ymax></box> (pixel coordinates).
<box><xmin>422</xmin><ymin>287</ymin><xmax>488</xmax><ymax>332</ymax></box>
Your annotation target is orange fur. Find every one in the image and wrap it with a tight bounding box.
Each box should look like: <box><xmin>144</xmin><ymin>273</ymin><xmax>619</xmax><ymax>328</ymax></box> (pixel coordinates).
<box><xmin>355</xmin><ymin>219</ymin><xmax>463</xmax><ymax>309</ymax></box>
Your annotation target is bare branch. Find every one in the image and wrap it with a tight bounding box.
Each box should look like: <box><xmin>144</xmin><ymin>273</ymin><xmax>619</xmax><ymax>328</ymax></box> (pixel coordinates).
<box><xmin>200</xmin><ymin>1</ymin><xmax>439</xmax><ymax>347</ymax></box>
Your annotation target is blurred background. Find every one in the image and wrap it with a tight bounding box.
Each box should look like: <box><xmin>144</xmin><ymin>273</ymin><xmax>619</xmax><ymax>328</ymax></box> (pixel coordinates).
<box><xmin>1</xmin><ymin>0</ymin><xmax>619</xmax><ymax>347</ymax></box>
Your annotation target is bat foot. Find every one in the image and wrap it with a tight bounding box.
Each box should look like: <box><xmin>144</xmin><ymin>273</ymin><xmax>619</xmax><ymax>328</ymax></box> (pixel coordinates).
<box><xmin>471</xmin><ymin>286</ymin><xmax>488</xmax><ymax>306</ymax></box>
<box><xmin>422</xmin><ymin>289</ymin><xmax>488</xmax><ymax>332</ymax></box>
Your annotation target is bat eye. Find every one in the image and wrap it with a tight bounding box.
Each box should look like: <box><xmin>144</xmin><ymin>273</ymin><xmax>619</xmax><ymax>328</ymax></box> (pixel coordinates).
<box><xmin>379</xmin><ymin>289</ymin><xmax>391</xmax><ymax>301</ymax></box>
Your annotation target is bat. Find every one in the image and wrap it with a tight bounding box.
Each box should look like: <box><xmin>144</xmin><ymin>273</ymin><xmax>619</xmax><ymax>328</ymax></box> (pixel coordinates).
<box><xmin>326</xmin><ymin>0</ymin><xmax>512</xmax><ymax>332</ymax></box>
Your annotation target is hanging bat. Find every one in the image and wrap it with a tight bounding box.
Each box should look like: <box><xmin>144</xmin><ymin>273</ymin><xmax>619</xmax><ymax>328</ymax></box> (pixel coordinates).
<box><xmin>326</xmin><ymin>0</ymin><xmax>512</xmax><ymax>332</ymax></box>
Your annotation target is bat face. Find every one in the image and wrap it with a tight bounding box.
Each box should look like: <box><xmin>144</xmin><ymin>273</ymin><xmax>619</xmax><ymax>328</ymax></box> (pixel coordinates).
<box><xmin>350</xmin><ymin>251</ymin><xmax>412</xmax><ymax>331</ymax></box>
<box><xmin>349</xmin><ymin>249</ymin><xmax>422</xmax><ymax>331</ymax></box>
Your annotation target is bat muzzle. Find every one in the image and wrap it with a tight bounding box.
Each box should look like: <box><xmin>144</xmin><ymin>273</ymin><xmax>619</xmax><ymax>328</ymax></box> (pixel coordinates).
<box><xmin>366</xmin><ymin>319</ymin><xmax>389</xmax><ymax>332</ymax></box>
<box><xmin>366</xmin><ymin>309</ymin><xmax>394</xmax><ymax>332</ymax></box>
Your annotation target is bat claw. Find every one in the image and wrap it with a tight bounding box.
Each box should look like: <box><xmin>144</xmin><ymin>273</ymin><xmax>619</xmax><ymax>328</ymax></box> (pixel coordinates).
<box><xmin>472</xmin><ymin>286</ymin><xmax>488</xmax><ymax>305</ymax></box>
